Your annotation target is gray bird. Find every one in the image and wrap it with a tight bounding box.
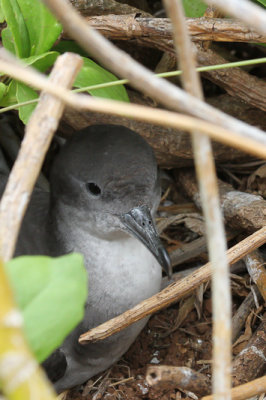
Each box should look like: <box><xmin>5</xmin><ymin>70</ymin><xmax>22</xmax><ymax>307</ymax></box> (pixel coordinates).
<box><xmin>2</xmin><ymin>124</ymin><xmax>171</xmax><ymax>392</ymax></box>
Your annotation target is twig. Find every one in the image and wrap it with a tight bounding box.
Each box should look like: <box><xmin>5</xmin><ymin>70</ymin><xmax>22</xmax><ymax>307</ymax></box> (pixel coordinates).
<box><xmin>196</xmin><ymin>47</ymin><xmax>266</xmax><ymax>113</ymax></box>
<box><xmin>177</xmin><ymin>170</ymin><xmax>266</xmax><ymax>232</ymax></box>
<box><xmin>81</xmin><ymin>15</ymin><xmax>266</xmax><ymax>43</ymax></box>
<box><xmin>0</xmin><ymin>53</ymin><xmax>83</xmax><ymax>261</ymax></box>
<box><xmin>62</xmin><ymin>92</ymin><xmax>266</xmax><ymax>167</ymax></box>
<box><xmin>170</xmin><ymin>230</ymin><xmax>238</xmax><ymax>268</ymax></box>
<box><xmin>40</xmin><ymin>0</ymin><xmax>266</xmax><ymax>146</ymax></box>
<box><xmin>79</xmin><ymin>225</ymin><xmax>266</xmax><ymax>344</ymax></box>
<box><xmin>202</xmin><ymin>0</ymin><xmax>266</xmax><ymax>36</ymax></box>
<box><xmin>0</xmin><ymin>50</ymin><xmax>266</xmax><ymax>159</ymax></box>
<box><xmin>232</xmin><ymin>314</ymin><xmax>266</xmax><ymax>386</ymax></box>
<box><xmin>244</xmin><ymin>251</ymin><xmax>266</xmax><ymax>301</ymax></box>
<box><xmin>232</xmin><ymin>286</ymin><xmax>261</xmax><ymax>343</ymax></box>
<box><xmin>69</xmin><ymin>0</ymin><xmax>151</xmax><ymax>17</ymax></box>
<box><xmin>202</xmin><ymin>375</ymin><xmax>266</xmax><ymax>400</ymax></box>
<box><xmin>0</xmin><ymin>259</ymin><xmax>57</xmax><ymax>398</ymax></box>
<box><xmin>146</xmin><ymin>365</ymin><xmax>210</xmax><ymax>396</ymax></box>
<box><xmin>75</xmin><ymin>14</ymin><xmax>266</xmax><ymax>112</ymax></box>
<box><xmin>163</xmin><ymin>1</ymin><xmax>231</xmax><ymax>398</ymax></box>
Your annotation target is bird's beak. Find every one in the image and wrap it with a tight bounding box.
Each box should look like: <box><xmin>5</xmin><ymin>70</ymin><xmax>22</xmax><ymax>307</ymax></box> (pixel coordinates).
<box><xmin>120</xmin><ymin>205</ymin><xmax>172</xmax><ymax>278</ymax></box>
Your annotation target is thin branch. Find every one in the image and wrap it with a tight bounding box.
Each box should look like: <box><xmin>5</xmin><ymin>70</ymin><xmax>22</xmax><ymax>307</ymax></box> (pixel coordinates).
<box><xmin>232</xmin><ymin>286</ymin><xmax>261</xmax><ymax>343</ymax></box>
<box><xmin>163</xmin><ymin>2</ymin><xmax>231</xmax><ymax>398</ymax></box>
<box><xmin>75</xmin><ymin>14</ymin><xmax>266</xmax><ymax>112</ymax></box>
<box><xmin>202</xmin><ymin>376</ymin><xmax>266</xmax><ymax>400</ymax></box>
<box><xmin>79</xmin><ymin>225</ymin><xmax>266</xmax><ymax>344</ymax></box>
<box><xmin>231</xmin><ymin>314</ymin><xmax>266</xmax><ymax>386</ymax></box>
<box><xmin>81</xmin><ymin>15</ymin><xmax>266</xmax><ymax>44</ymax></box>
<box><xmin>40</xmin><ymin>0</ymin><xmax>266</xmax><ymax>145</ymax></box>
<box><xmin>1</xmin><ymin>57</ymin><xmax>266</xmax><ymax>114</ymax></box>
<box><xmin>146</xmin><ymin>365</ymin><xmax>210</xmax><ymax>396</ymax></box>
<box><xmin>244</xmin><ymin>250</ymin><xmax>266</xmax><ymax>301</ymax></box>
<box><xmin>202</xmin><ymin>0</ymin><xmax>266</xmax><ymax>36</ymax></box>
<box><xmin>69</xmin><ymin>0</ymin><xmax>152</xmax><ymax>17</ymax></box>
<box><xmin>0</xmin><ymin>53</ymin><xmax>83</xmax><ymax>261</ymax></box>
<box><xmin>0</xmin><ymin>50</ymin><xmax>266</xmax><ymax>159</ymax></box>
<box><xmin>178</xmin><ymin>170</ymin><xmax>266</xmax><ymax>232</ymax></box>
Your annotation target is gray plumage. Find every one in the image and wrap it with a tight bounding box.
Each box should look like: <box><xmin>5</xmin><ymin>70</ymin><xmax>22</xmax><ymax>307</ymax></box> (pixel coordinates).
<box><xmin>1</xmin><ymin>125</ymin><xmax>171</xmax><ymax>392</ymax></box>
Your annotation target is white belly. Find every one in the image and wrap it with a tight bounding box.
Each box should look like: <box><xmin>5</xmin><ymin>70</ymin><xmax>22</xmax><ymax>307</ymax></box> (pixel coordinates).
<box><xmin>84</xmin><ymin>235</ymin><xmax>162</xmax><ymax>325</ymax></box>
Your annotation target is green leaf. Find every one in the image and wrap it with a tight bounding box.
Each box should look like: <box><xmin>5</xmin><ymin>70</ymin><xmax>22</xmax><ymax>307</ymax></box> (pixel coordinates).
<box><xmin>1</xmin><ymin>0</ymin><xmax>30</xmax><ymax>57</ymax></box>
<box><xmin>255</xmin><ymin>0</ymin><xmax>266</xmax><ymax>6</ymax></box>
<box><xmin>0</xmin><ymin>80</ymin><xmax>17</xmax><ymax>107</ymax></box>
<box><xmin>16</xmin><ymin>0</ymin><xmax>62</xmax><ymax>56</ymax></box>
<box><xmin>0</xmin><ymin>0</ymin><xmax>5</xmax><ymax>22</ymax></box>
<box><xmin>182</xmin><ymin>0</ymin><xmax>207</xmax><ymax>17</ymax></box>
<box><xmin>16</xmin><ymin>81</ymin><xmax>39</xmax><ymax>124</ymax></box>
<box><xmin>23</xmin><ymin>51</ymin><xmax>59</xmax><ymax>72</ymax></box>
<box><xmin>1</xmin><ymin>27</ymin><xmax>16</xmax><ymax>55</ymax></box>
<box><xmin>0</xmin><ymin>82</ymin><xmax>7</xmax><ymax>101</ymax></box>
<box><xmin>5</xmin><ymin>253</ymin><xmax>88</xmax><ymax>362</ymax></box>
<box><xmin>74</xmin><ymin>57</ymin><xmax>129</xmax><ymax>102</ymax></box>
<box><xmin>53</xmin><ymin>40</ymin><xmax>90</xmax><ymax>58</ymax></box>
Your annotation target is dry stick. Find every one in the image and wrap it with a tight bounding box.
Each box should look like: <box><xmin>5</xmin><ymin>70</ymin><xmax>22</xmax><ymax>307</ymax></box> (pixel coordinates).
<box><xmin>232</xmin><ymin>314</ymin><xmax>266</xmax><ymax>386</ymax></box>
<box><xmin>232</xmin><ymin>286</ymin><xmax>261</xmax><ymax>343</ymax></box>
<box><xmin>195</xmin><ymin>47</ymin><xmax>266</xmax><ymax>113</ymax></box>
<box><xmin>163</xmin><ymin>2</ymin><xmax>231</xmax><ymax>399</ymax></box>
<box><xmin>40</xmin><ymin>0</ymin><xmax>266</xmax><ymax>146</ymax></box>
<box><xmin>202</xmin><ymin>375</ymin><xmax>266</xmax><ymax>400</ymax></box>
<box><xmin>0</xmin><ymin>51</ymin><xmax>266</xmax><ymax>160</ymax></box>
<box><xmin>87</xmin><ymin>19</ymin><xmax>265</xmax><ymax>113</ymax></box>
<box><xmin>244</xmin><ymin>250</ymin><xmax>266</xmax><ymax>301</ymax></box>
<box><xmin>0</xmin><ymin>52</ymin><xmax>83</xmax><ymax>261</ymax></box>
<box><xmin>146</xmin><ymin>365</ymin><xmax>210</xmax><ymax>396</ymax></box>
<box><xmin>82</xmin><ymin>15</ymin><xmax>266</xmax><ymax>44</ymax></box>
<box><xmin>79</xmin><ymin>225</ymin><xmax>266</xmax><ymax>343</ymax></box>
<box><xmin>69</xmin><ymin>0</ymin><xmax>152</xmax><ymax>17</ymax></box>
<box><xmin>203</xmin><ymin>0</ymin><xmax>266</xmax><ymax>36</ymax></box>
<box><xmin>72</xmin><ymin>15</ymin><xmax>266</xmax><ymax>112</ymax></box>
<box><xmin>62</xmin><ymin>93</ymin><xmax>266</xmax><ymax>166</ymax></box>
<box><xmin>177</xmin><ymin>170</ymin><xmax>266</xmax><ymax>232</ymax></box>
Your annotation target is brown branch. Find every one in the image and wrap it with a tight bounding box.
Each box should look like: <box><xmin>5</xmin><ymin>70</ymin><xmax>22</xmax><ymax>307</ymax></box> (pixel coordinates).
<box><xmin>61</xmin><ymin>93</ymin><xmax>266</xmax><ymax>168</ymax></box>
<box><xmin>244</xmin><ymin>250</ymin><xmax>266</xmax><ymax>301</ymax></box>
<box><xmin>163</xmin><ymin>0</ymin><xmax>231</xmax><ymax>397</ymax></box>
<box><xmin>69</xmin><ymin>0</ymin><xmax>151</xmax><ymax>17</ymax></box>
<box><xmin>232</xmin><ymin>314</ymin><xmax>266</xmax><ymax>386</ymax></box>
<box><xmin>232</xmin><ymin>286</ymin><xmax>261</xmax><ymax>343</ymax></box>
<box><xmin>41</xmin><ymin>0</ymin><xmax>266</xmax><ymax>145</ymax></box>
<box><xmin>146</xmin><ymin>365</ymin><xmax>211</xmax><ymax>396</ymax></box>
<box><xmin>202</xmin><ymin>6</ymin><xmax>223</xmax><ymax>50</ymax></box>
<box><xmin>79</xmin><ymin>225</ymin><xmax>266</xmax><ymax>344</ymax></box>
<box><xmin>170</xmin><ymin>229</ymin><xmax>238</xmax><ymax>268</ymax></box>
<box><xmin>196</xmin><ymin>47</ymin><xmax>266</xmax><ymax>113</ymax></box>
<box><xmin>202</xmin><ymin>375</ymin><xmax>266</xmax><ymax>400</ymax></box>
<box><xmin>177</xmin><ymin>170</ymin><xmax>266</xmax><ymax>232</ymax></box>
<box><xmin>0</xmin><ymin>53</ymin><xmax>83</xmax><ymax>261</ymax></box>
<box><xmin>80</xmin><ymin>15</ymin><xmax>266</xmax><ymax>43</ymax></box>
<box><xmin>73</xmin><ymin>14</ymin><xmax>266</xmax><ymax>112</ymax></box>
<box><xmin>203</xmin><ymin>0</ymin><xmax>266</xmax><ymax>36</ymax></box>
<box><xmin>1</xmin><ymin>50</ymin><xmax>266</xmax><ymax>160</ymax></box>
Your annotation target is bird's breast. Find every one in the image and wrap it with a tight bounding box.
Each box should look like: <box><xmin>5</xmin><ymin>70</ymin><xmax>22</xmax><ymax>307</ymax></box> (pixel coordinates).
<box><xmin>77</xmin><ymin>233</ymin><xmax>162</xmax><ymax>326</ymax></box>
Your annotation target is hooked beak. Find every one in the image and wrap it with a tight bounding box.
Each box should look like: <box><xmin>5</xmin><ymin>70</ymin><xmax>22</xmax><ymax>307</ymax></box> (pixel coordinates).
<box><xmin>120</xmin><ymin>205</ymin><xmax>172</xmax><ymax>278</ymax></box>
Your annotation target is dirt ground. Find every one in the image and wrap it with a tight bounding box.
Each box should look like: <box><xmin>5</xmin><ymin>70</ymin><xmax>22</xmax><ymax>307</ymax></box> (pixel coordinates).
<box><xmin>64</xmin><ymin>266</ymin><xmax>263</xmax><ymax>400</ymax></box>
<box><xmin>65</xmin><ymin>300</ymin><xmax>212</xmax><ymax>400</ymax></box>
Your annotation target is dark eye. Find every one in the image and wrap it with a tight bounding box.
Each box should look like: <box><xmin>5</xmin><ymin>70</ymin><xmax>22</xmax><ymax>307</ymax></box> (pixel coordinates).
<box><xmin>86</xmin><ymin>182</ymin><xmax>102</xmax><ymax>197</ymax></box>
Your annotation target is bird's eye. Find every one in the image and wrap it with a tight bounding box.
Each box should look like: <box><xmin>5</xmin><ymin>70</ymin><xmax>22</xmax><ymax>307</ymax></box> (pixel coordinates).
<box><xmin>86</xmin><ymin>182</ymin><xmax>102</xmax><ymax>197</ymax></box>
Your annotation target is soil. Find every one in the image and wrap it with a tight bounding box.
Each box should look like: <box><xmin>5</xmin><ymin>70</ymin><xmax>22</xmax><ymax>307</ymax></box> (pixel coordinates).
<box><xmin>65</xmin><ymin>303</ymin><xmax>213</xmax><ymax>400</ymax></box>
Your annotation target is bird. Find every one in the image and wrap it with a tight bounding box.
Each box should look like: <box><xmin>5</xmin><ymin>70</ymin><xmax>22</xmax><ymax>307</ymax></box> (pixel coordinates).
<box><xmin>1</xmin><ymin>124</ymin><xmax>171</xmax><ymax>392</ymax></box>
